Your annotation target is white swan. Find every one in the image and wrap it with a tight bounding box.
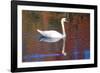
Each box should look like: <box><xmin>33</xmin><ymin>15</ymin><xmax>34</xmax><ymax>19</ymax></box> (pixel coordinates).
<box><xmin>37</xmin><ymin>18</ymin><xmax>67</xmax><ymax>56</ymax></box>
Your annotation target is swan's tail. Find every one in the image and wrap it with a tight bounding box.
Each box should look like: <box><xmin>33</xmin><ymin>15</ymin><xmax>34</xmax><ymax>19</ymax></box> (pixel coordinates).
<box><xmin>37</xmin><ymin>29</ymin><xmax>43</xmax><ymax>35</ymax></box>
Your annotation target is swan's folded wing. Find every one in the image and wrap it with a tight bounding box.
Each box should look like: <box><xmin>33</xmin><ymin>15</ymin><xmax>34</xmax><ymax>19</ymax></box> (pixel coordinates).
<box><xmin>37</xmin><ymin>29</ymin><xmax>63</xmax><ymax>38</ymax></box>
<box><xmin>43</xmin><ymin>30</ymin><xmax>63</xmax><ymax>38</ymax></box>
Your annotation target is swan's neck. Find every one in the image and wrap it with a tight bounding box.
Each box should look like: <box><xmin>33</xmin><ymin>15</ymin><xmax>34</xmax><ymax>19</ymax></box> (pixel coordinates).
<box><xmin>61</xmin><ymin>20</ymin><xmax>66</xmax><ymax>37</ymax></box>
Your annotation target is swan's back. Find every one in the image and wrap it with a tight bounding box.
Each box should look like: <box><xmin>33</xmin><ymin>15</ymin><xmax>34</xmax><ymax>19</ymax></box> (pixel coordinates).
<box><xmin>37</xmin><ymin>29</ymin><xmax>63</xmax><ymax>38</ymax></box>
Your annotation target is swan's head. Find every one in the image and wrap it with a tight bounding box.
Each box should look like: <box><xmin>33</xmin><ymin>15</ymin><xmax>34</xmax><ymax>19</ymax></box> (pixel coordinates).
<box><xmin>61</xmin><ymin>18</ymin><xmax>67</xmax><ymax>22</ymax></box>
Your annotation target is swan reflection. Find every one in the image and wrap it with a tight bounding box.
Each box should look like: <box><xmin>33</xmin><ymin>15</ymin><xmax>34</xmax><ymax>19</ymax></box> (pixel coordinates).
<box><xmin>39</xmin><ymin>36</ymin><xmax>62</xmax><ymax>42</ymax></box>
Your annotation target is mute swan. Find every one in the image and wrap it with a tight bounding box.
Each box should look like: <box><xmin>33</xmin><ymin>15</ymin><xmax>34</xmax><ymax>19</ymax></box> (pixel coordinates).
<box><xmin>37</xmin><ymin>18</ymin><xmax>67</xmax><ymax>56</ymax></box>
